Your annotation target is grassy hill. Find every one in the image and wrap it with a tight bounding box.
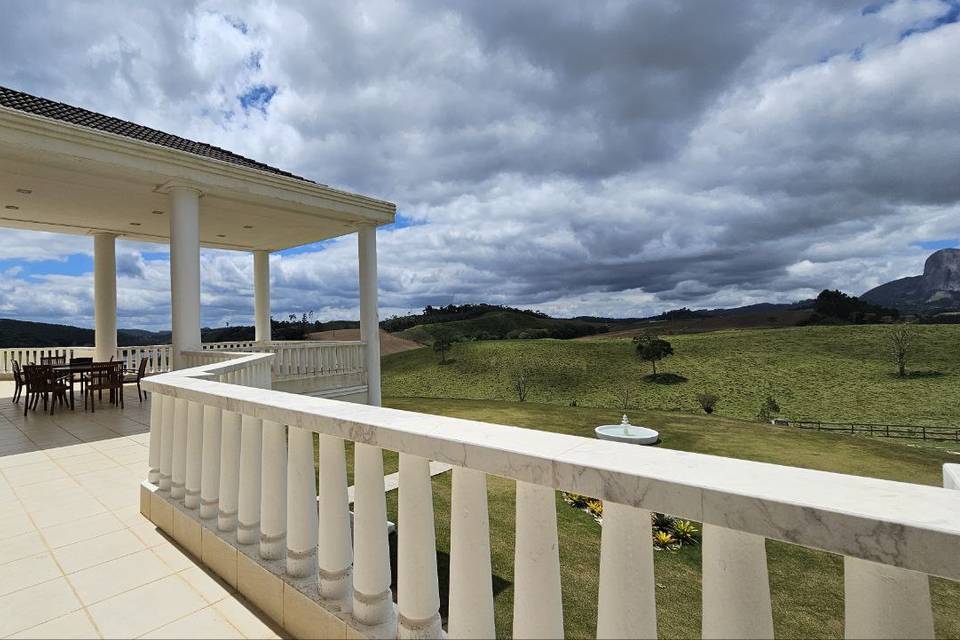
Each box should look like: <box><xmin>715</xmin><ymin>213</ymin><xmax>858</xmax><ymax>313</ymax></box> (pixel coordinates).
<box><xmin>396</xmin><ymin>310</ymin><xmax>606</xmax><ymax>344</ymax></box>
<box><xmin>382</xmin><ymin>324</ymin><xmax>960</xmax><ymax>425</ymax></box>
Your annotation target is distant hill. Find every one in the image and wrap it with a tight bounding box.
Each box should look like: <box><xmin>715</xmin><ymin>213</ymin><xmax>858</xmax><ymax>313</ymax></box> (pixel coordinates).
<box><xmin>862</xmin><ymin>248</ymin><xmax>960</xmax><ymax>313</ymax></box>
<box><xmin>394</xmin><ymin>308</ymin><xmax>607</xmax><ymax>344</ymax></box>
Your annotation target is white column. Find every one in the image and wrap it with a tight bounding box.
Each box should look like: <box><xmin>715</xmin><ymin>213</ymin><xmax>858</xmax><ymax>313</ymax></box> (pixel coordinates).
<box><xmin>513</xmin><ymin>481</ymin><xmax>563</xmax><ymax>639</ymax></box>
<box><xmin>317</xmin><ymin>434</ymin><xmax>353</xmax><ymax>610</ymax></box>
<box><xmin>844</xmin><ymin>557</ymin><xmax>933</xmax><ymax>639</ymax></box>
<box><xmin>701</xmin><ymin>524</ymin><xmax>774</xmax><ymax>639</ymax></box>
<box><xmin>168</xmin><ymin>186</ymin><xmax>202</xmax><ymax>369</ymax></box>
<box><xmin>218</xmin><ymin>410</ymin><xmax>242</xmax><ymax>532</ymax></box>
<box><xmin>184</xmin><ymin>401</ymin><xmax>204</xmax><ymax>509</ymax></box>
<box><xmin>447</xmin><ymin>467</ymin><xmax>495</xmax><ymax>639</ymax></box>
<box><xmin>351</xmin><ymin>443</ymin><xmax>394</xmax><ymax>628</ymax></box>
<box><xmin>93</xmin><ymin>233</ymin><xmax>117</xmax><ymax>362</ymax></box>
<box><xmin>237</xmin><ymin>415</ymin><xmax>263</xmax><ymax>546</ymax></box>
<box><xmin>199</xmin><ymin>406</ymin><xmax>222</xmax><ymax>520</ymax></box>
<box><xmin>260</xmin><ymin>420</ymin><xmax>287</xmax><ymax>560</ymax></box>
<box><xmin>397</xmin><ymin>454</ymin><xmax>442</xmax><ymax>639</ymax></box>
<box><xmin>286</xmin><ymin>427</ymin><xmax>318</xmax><ymax>578</ymax></box>
<box><xmin>147</xmin><ymin>393</ymin><xmax>163</xmax><ymax>484</ymax></box>
<box><xmin>254</xmin><ymin>250</ymin><xmax>271</xmax><ymax>343</ymax></box>
<box><xmin>358</xmin><ymin>225</ymin><xmax>381</xmax><ymax>406</ymax></box>
<box><xmin>597</xmin><ymin>502</ymin><xmax>657</xmax><ymax>639</ymax></box>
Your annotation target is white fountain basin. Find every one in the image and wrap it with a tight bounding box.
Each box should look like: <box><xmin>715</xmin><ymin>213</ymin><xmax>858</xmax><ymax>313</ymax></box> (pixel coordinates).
<box><xmin>595</xmin><ymin>416</ymin><xmax>659</xmax><ymax>445</ymax></box>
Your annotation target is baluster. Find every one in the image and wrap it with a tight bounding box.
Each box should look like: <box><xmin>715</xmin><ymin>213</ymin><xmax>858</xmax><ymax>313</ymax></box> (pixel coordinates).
<box><xmin>448</xmin><ymin>467</ymin><xmax>495</xmax><ymax>639</ymax></box>
<box><xmin>147</xmin><ymin>392</ymin><xmax>163</xmax><ymax>484</ymax></box>
<box><xmin>200</xmin><ymin>406</ymin><xmax>222</xmax><ymax>520</ymax></box>
<box><xmin>397</xmin><ymin>454</ymin><xmax>442</xmax><ymax>638</ymax></box>
<box><xmin>237</xmin><ymin>414</ymin><xmax>263</xmax><ymax>545</ymax></box>
<box><xmin>159</xmin><ymin>395</ymin><xmax>176</xmax><ymax>491</ymax></box>
<box><xmin>170</xmin><ymin>399</ymin><xmax>189</xmax><ymax>500</ymax></box>
<box><xmin>844</xmin><ymin>557</ymin><xmax>933</xmax><ymax>639</ymax></box>
<box><xmin>352</xmin><ymin>443</ymin><xmax>395</xmax><ymax>628</ymax></box>
<box><xmin>260</xmin><ymin>420</ymin><xmax>287</xmax><ymax>559</ymax></box>
<box><xmin>184</xmin><ymin>401</ymin><xmax>204</xmax><ymax>509</ymax></box>
<box><xmin>318</xmin><ymin>434</ymin><xmax>353</xmax><ymax>610</ymax></box>
<box><xmin>597</xmin><ymin>502</ymin><xmax>657</xmax><ymax>638</ymax></box>
<box><xmin>286</xmin><ymin>427</ymin><xmax>318</xmax><ymax>577</ymax></box>
<box><xmin>512</xmin><ymin>481</ymin><xmax>563</xmax><ymax>639</ymax></box>
<box><xmin>218</xmin><ymin>410</ymin><xmax>242</xmax><ymax>531</ymax></box>
<box><xmin>701</xmin><ymin>524</ymin><xmax>774</xmax><ymax>639</ymax></box>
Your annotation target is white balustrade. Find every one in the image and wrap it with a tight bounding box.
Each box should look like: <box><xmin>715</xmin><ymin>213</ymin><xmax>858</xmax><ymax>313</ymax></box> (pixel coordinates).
<box><xmin>448</xmin><ymin>467</ymin><xmax>495</xmax><ymax>639</ymax></box>
<box><xmin>286</xmin><ymin>427</ymin><xmax>318</xmax><ymax>578</ymax></box>
<box><xmin>142</xmin><ymin>350</ymin><xmax>960</xmax><ymax>640</ymax></box>
<box><xmin>317</xmin><ymin>434</ymin><xmax>353</xmax><ymax>609</ymax></box>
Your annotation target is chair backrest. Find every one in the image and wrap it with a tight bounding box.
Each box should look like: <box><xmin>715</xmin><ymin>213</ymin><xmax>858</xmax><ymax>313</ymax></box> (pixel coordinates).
<box><xmin>22</xmin><ymin>364</ymin><xmax>53</xmax><ymax>388</ymax></box>
<box><xmin>137</xmin><ymin>357</ymin><xmax>148</xmax><ymax>377</ymax></box>
<box><xmin>40</xmin><ymin>355</ymin><xmax>66</xmax><ymax>366</ymax></box>
<box><xmin>12</xmin><ymin>360</ymin><xmax>22</xmax><ymax>383</ymax></box>
<box><xmin>70</xmin><ymin>357</ymin><xmax>93</xmax><ymax>365</ymax></box>
<box><xmin>88</xmin><ymin>362</ymin><xmax>124</xmax><ymax>389</ymax></box>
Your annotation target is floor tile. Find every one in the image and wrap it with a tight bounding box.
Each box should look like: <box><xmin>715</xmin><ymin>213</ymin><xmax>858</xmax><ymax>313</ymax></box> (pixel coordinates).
<box><xmin>40</xmin><ymin>511</ymin><xmax>126</xmax><ymax>548</ymax></box>
<box><xmin>53</xmin><ymin>528</ymin><xmax>145</xmax><ymax>574</ymax></box>
<box><xmin>8</xmin><ymin>608</ymin><xmax>100</xmax><ymax>639</ymax></box>
<box><xmin>0</xmin><ymin>577</ymin><xmax>82</xmax><ymax>637</ymax></box>
<box><xmin>0</xmin><ymin>552</ymin><xmax>62</xmax><ymax>596</ymax></box>
<box><xmin>213</xmin><ymin>597</ymin><xmax>283</xmax><ymax>639</ymax></box>
<box><xmin>86</xmin><ymin>574</ymin><xmax>207</xmax><ymax>638</ymax></box>
<box><xmin>0</xmin><ymin>530</ymin><xmax>46</xmax><ymax>565</ymax></box>
<box><xmin>179</xmin><ymin>565</ymin><xmax>234</xmax><ymax>604</ymax></box>
<box><xmin>141</xmin><ymin>605</ymin><xmax>243</xmax><ymax>639</ymax></box>
<box><xmin>68</xmin><ymin>548</ymin><xmax>173</xmax><ymax>605</ymax></box>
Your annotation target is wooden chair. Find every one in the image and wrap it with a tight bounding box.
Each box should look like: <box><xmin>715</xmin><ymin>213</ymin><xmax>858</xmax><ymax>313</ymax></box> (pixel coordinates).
<box><xmin>123</xmin><ymin>357</ymin><xmax>149</xmax><ymax>402</ymax></box>
<box><xmin>22</xmin><ymin>364</ymin><xmax>68</xmax><ymax>416</ymax></box>
<box><xmin>84</xmin><ymin>362</ymin><xmax>124</xmax><ymax>412</ymax></box>
<box><xmin>70</xmin><ymin>357</ymin><xmax>94</xmax><ymax>394</ymax></box>
<box><xmin>11</xmin><ymin>360</ymin><xmax>24</xmax><ymax>403</ymax></box>
<box><xmin>40</xmin><ymin>355</ymin><xmax>66</xmax><ymax>366</ymax></box>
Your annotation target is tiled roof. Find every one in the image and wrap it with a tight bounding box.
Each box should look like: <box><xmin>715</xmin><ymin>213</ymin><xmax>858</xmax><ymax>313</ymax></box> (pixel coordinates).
<box><xmin>0</xmin><ymin>85</ymin><xmax>312</xmax><ymax>183</ymax></box>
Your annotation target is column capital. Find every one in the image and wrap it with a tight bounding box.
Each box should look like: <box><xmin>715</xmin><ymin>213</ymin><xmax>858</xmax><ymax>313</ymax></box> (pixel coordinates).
<box><xmin>155</xmin><ymin>180</ymin><xmax>204</xmax><ymax>197</ymax></box>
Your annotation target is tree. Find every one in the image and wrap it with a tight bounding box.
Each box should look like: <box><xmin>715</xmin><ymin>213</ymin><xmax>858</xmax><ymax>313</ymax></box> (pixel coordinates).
<box><xmin>889</xmin><ymin>324</ymin><xmax>913</xmax><ymax>377</ymax></box>
<box><xmin>634</xmin><ymin>334</ymin><xmax>674</xmax><ymax>375</ymax></box>
<box><xmin>696</xmin><ymin>393</ymin><xmax>719</xmax><ymax>414</ymax></box>
<box><xmin>432</xmin><ymin>326</ymin><xmax>458</xmax><ymax>364</ymax></box>
<box><xmin>511</xmin><ymin>367</ymin><xmax>530</xmax><ymax>402</ymax></box>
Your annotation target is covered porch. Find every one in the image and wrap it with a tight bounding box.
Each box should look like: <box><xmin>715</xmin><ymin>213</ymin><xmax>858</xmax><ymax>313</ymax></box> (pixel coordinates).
<box><xmin>0</xmin><ymin>86</ymin><xmax>393</xmax><ymax>402</ymax></box>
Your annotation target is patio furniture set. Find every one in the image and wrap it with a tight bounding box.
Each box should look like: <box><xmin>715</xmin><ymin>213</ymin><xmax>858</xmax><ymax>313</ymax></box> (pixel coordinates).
<box><xmin>10</xmin><ymin>355</ymin><xmax>148</xmax><ymax>415</ymax></box>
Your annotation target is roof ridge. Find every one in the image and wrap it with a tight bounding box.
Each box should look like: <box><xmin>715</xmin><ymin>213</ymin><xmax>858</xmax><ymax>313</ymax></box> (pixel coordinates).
<box><xmin>0</xmin><ymin>84</ymin><xmax>313</xmax><ymax>183</ymax></box>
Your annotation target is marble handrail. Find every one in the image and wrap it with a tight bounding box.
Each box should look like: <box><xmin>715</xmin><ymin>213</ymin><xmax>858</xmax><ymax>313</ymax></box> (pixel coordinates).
<box><xmin>142</xmin><ymin>351</ymin><xmax>957</xmax><ymax>638</ymax></box>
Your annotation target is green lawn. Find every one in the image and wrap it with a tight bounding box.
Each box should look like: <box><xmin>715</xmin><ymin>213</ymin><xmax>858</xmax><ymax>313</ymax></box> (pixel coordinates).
<box><xmin>360</xmin><ymin>397</ymin><xmax>960</xmax><ymax>639</ymax></box>
<box><xmin>382</xmin><ymin>324</ymin><xmax>960</xmax><ymax>426</ymax></box>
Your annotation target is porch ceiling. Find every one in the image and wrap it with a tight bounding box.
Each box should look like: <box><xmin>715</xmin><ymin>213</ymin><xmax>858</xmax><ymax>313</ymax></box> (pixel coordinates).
<box><xmin>0</xmin><ymin>105</ymin><xmax>395</xmax><ymax>252</ymax></box>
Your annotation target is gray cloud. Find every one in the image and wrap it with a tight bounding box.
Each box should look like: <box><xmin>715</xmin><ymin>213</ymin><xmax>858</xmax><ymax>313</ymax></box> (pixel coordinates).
<box><xmin>0</xmin><ymin>0</ymin><xmax>958</xmax><ymax>329</ymax></box>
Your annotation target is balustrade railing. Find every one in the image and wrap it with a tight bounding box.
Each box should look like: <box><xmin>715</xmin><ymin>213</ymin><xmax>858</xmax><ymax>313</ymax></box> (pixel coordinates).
<box><xmin>0</xmin><ymin>346</ymin><xmax>95</xmax><ymax>372</ymax></box>
<box><xmin>141</xmin><ymin>350</ymin><xmax>960</xmax><ymax>639</ymax></box>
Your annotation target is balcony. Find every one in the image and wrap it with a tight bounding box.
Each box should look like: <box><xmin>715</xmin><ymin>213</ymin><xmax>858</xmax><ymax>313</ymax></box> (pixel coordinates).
<box><xmin>3</xmin><ymin>347</ymin><xmax>960</xmax><ymax>637</ymax></box>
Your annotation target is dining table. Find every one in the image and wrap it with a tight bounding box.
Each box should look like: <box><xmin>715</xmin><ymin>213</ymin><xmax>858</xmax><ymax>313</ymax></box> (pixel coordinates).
<box><xmin>51</xmin><ymin>361</ymin><xmax>110</xmax><ymax>410</ymax></box>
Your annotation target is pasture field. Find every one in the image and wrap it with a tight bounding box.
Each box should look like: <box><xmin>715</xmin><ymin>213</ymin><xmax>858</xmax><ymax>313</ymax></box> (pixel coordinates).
<box><xmin>382</xmin><ymin>324</ymin><xmax>960</xmax><ymax>426</ymax></box>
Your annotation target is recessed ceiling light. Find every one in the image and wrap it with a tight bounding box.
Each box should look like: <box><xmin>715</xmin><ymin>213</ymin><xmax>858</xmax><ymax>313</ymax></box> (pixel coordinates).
<box><xmin>129</xmin><ymin>222</ymin><xmax>141</xmax><ymax>226</ymax></box>
<box><xmin>15</xmin><ymin>188</ymin><xmax>32</xmax><ymax>195</ymax></box>
<box><xmin>216</xmin><ymin>234</ymin><xmax>226</xmax><ymax>238</ymax></box>
<box><xmin>4</xmin><ymin>205</ymin><xmax>19</xmax><ymax>210</ymax></box>
<box><xmin>151</xmin><ymin>210</ymin><xmax>163</xmax><ymax>215</ymax></box>
<box><xmin>242</xmin><ymin>225</ymin><xmax>253</xmax><ymax>229</ymax></box>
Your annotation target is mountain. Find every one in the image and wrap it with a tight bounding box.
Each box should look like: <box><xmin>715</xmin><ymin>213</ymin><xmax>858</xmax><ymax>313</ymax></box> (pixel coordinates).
<box><xmin>861</xmin><ymin>248</ymin><xmax>960</xmax><ymax>313</ymax></box>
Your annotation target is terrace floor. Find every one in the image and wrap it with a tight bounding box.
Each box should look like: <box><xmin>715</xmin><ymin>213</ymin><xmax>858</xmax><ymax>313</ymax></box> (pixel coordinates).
<box><xmin>0</xmin><ymin>382</ymin><xmax>283</xmax><ymax>639</ymax></box>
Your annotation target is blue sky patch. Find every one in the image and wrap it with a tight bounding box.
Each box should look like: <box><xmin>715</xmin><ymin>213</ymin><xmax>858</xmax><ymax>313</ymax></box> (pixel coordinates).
<box><xmin>0</xmin><ymin>253</ymin><xmax>92</xmax><ymax>280</ymax></box>
<box><xmin>915</xmin><ymin>239</ymin><xmax>958</xmax><ymax>251</ymax></box>
<box><xmin>900</xmin><ymin>0</ymin><xmax>959</xmax><ymax>39</ymax></box>
<box><xmin>239</xmin><ymin>84</ymin><xmax>277</xmax><ymax>113</ymax></box>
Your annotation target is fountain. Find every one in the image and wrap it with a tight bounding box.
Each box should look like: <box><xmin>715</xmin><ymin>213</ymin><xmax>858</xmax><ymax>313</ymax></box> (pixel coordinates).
<box><xmin>594</xmin><ymin>414</ymin><xmax>659</xmax><ymax>445</ymax></box>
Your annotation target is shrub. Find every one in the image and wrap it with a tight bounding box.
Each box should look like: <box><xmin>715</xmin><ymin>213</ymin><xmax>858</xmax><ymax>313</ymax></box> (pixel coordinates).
<box><xmin>651</xmin><ymin>512</ymin><xmax>677</xmax><ymax>532</ymax></box>
<box><xmin>696</xmin><ymin>393</ymin><xmax>719</xmax><ymax>414</ymax></box>
<box><xmin>757</xmin><ymin>395</ymin><xmax>781</xmax><ymax>421</ymax></box>
<box><xmin>653</xmin><ymin>530</ymin><xmax>679</xmax><ymax>551</ymax></box>
<box><xmin>672</xmin><ymin>520</ymin><xmax>699</xmax><ymax>544</ymax></box>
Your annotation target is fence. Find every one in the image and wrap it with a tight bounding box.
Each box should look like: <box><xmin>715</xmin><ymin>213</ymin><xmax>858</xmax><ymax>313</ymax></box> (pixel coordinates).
<box><xmin>786</xmin><ymin>419</ymin><xmax>960</xmax><ymax>442</ymax></box>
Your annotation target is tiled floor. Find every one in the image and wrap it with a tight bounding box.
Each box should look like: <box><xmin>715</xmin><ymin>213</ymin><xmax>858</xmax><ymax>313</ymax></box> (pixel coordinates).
<box><xmin>0</xmin><ymin>382</ymin><xmax>285</xmax><ymax>639</ymax></box>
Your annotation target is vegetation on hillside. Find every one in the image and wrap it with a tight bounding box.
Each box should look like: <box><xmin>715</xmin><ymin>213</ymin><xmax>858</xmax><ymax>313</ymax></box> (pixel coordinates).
<box><xmin>395</xmin><ymin>308</ymin><xmax>607</xmax><ymax>344</ymax></box>
<box><xmin>803</xmin><ymin>289</ymin><xmax>899</xmax><ymax>325</ymax></box>
<box><xmin>382</xmin><ymin>324</ymin><xmax>960</xmax><ymax>425</ymax></box>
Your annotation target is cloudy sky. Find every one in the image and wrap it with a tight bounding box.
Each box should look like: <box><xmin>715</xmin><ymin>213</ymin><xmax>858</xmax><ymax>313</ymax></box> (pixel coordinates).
<box><xmin>1</xmin><ymin>0</ymin><xmax>959</xmax><ymax>329</ymax></box>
